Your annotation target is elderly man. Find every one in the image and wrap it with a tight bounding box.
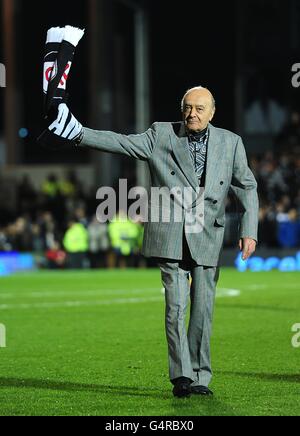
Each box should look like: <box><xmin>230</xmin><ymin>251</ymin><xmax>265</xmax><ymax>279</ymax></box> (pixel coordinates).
<box><xmin>39</xmin><ymin>86</ymin><xmax>259</xmax><ymax>398</ymax></box>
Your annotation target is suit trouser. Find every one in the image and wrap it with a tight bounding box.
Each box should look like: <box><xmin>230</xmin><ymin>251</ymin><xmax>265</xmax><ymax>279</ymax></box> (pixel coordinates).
<box><xmin>157</xmin><ymin>234</ymin><xmax>219</xmax><ymax>387</ymax></box>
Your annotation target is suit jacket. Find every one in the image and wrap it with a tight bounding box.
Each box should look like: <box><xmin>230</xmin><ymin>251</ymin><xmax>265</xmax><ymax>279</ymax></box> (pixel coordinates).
<box><xmin>80</xmin><ymin>122</ymin><xmax>259</xmax><ymax>266</ymax></box>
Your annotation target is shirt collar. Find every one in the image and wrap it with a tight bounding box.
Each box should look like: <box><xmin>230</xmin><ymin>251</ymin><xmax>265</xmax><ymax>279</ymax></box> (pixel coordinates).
<box><xmin>187</xmin><ymin>126</ymin><xmax>209</xmax><ymax>142</ymax></box>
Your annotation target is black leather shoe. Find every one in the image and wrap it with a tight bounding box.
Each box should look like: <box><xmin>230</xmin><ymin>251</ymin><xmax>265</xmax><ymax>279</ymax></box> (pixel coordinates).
<box><xmin>172</xmin><ymin>377</ymin><xmax>192</xmax><ymax>398</ymax></box>
<box><xmin>191</xmin><ymin>385</ymin><xmax>213</xmax><ymax>396</ymax></box>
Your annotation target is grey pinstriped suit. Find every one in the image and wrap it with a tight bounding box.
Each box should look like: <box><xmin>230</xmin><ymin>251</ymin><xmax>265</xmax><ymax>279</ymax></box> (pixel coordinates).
<box><xmin>80</xmin><ymin>121</ymin><xmax>259</xmax><ymax>387</ymax></box>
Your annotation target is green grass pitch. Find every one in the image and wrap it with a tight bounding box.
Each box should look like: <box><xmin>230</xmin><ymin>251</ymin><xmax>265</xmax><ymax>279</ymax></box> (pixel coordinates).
<box><xmin>0</xmin><ymin>268</ymin><xmax>299</xmax><ymax>416</ymax></box>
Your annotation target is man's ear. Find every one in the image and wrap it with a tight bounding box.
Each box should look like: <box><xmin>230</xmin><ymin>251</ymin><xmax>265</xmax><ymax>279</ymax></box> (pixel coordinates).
<box><xmin>210</xmin><ymin>108</ymin><xmax>216</xmax><ymax>122</ymax></box>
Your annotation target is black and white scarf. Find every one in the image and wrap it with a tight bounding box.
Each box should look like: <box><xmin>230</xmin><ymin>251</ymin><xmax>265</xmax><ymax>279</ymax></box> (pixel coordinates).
<box><xmin>38</xmin><ymin>25</ymin><xmax>85</xmax><ymax>148</ymax></box>
<box><xmin>43</xmin><ymin>26</ymin><xmax>84</xmax><ymax>117</ymax></box>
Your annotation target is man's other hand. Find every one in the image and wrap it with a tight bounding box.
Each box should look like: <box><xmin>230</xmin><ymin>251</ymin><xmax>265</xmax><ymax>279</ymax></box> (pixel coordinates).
<box><xmin>239</xmin><ymin>238</ymin><xmax>257</xmax><ymax>261</ymax></box>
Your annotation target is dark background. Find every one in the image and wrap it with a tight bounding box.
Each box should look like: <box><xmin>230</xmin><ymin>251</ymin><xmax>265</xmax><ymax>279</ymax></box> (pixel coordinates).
<box><xmin>2</xmin><ymin>0</ymin><xmax>293</xmax><ymax>163</ymax></box>
<box><xmin>1</xmin><ymin>0</ymin><xmax>299</xmax><ymax>163</ymax></box>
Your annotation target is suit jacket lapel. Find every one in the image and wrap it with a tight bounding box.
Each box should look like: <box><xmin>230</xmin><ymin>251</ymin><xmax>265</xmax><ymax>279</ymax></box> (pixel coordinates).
<box><xmin>205</xmin><ymin>124</ymin><xmax>224</xmax><ymax>195</ymax></box>
<box><xmin>170</xmin><ymin>123</ymin><xmax>199</xmax><ymax>192</ymax></box>
<box><xmin>169</xmin><ymin>122</ymin><xmax>224</xmax><ymax>195</ymax></box>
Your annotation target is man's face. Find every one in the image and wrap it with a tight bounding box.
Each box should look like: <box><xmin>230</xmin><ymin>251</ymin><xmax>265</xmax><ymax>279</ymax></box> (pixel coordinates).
<box><xmin>182</xmin><ymin>89</ymin><xmax>215</xmax><ymax>133</ymax></box>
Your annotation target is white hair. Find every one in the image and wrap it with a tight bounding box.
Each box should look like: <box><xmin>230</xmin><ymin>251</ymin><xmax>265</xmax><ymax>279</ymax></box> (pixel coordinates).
<box><xmin>181</xmin><ymin>86</ymin><xmax>216</xmax><ymax>111</ymax></box>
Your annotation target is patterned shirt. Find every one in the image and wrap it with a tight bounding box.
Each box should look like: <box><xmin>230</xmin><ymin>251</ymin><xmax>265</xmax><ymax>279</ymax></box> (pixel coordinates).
<box><xmin>187</xmin><ymin>128</ymin><xmax>209</xmax><ymax>185</ymax></box>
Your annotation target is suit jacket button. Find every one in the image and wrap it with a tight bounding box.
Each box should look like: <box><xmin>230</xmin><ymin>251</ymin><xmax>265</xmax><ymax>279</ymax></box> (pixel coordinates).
<box><xmin>220</xmin><ymin>181</ymin><xmax>224</xmax><ymax>185</ymax></box>
<box><xmin>171</xmin><ymin>171</ymin><xmax>175</xmax><ymax>176</ymax></box>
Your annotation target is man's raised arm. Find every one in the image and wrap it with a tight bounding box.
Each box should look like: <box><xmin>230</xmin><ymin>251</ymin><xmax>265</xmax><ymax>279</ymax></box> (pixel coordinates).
<box><xmin>38</xmin><ymin>103</ymin><xmax>158</xmax><ymax>161</ymax></box>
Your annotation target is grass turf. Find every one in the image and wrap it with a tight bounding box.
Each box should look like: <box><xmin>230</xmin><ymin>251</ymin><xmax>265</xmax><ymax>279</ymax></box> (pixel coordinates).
<box><xmin>0</xmin><ymin>268</ymin><xmax>299</xmax><ymax>416</ymax></box>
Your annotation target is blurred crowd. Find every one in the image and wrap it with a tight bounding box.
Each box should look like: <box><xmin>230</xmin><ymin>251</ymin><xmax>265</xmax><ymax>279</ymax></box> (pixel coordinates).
<box><xmin>0</xmin><ymin>111</ymin><xmax>300</xmax><ymax>268</ymax></box>
<box><xmin>224</xmin><ymin>110</ymin><xmax>300</xmax><ymax>249</ymax></box>
<box><xmin>253</xmin><ymin>110</ymin><xmax>300</xmax><ymax>249</ymax></box>
<box><xmin>0</xmin><ymin>172</ymin><xmax>146</xmax><ymax>269</ymax></box>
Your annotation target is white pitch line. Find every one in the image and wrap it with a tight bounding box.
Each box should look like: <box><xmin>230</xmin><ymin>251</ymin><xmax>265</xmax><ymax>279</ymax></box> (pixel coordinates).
<box><xmin>244</xmin><ymin>284</ymin><xmax>267</xmax><ymax>291</ymax></box>
<box><xmin>0</xmin><ymin>287</ymin><xmax>242</xmax><ymax>300</ymax></box>
<box><xmin>244</xmin><ymin>283</ymin><xmax>300</xmax><ymax>291</ymax></box>
<box><xmin>217</xmin><ymin>288</ymin><xmax>241</xmax><ymax>298</ymax></box>
<box><xmin>0</xmin><ymin>288</ymin><xmax>241</xmax><ymax>311</ymax></box>
<box><xmin>0</xmin><ymin>296</ymin><xmax>164</xmax><ymax>310</ymax></box>
<box><xmin>0</xmin><ymin>294</ymin><xmax>14</xmax><ymax>299</ymax></box>
<box><xmin>0</xmin><ymin>288</ymin><xmax>159</xmax><ymax>299</ymax></box>
<box><xmin>161</xmin><ymin>287</ymin><xmax>241</xmax><ymax>298</ymax></box>
<box><xmin>26</xmin><ymin>288</ymin><xmax>159</xmax><ymax>299</ymax></box>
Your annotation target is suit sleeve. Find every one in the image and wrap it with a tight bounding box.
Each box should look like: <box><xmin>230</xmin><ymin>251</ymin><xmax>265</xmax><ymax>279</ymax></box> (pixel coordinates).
<box><xmin>78</xmin><ymin>123</ymin><xmax>158</xmax><ymax>161</ymax></box>
<box><xmin>231</xmin><ymin>137</ymin><xmax>259</xmax><ymax>242</ymax></box>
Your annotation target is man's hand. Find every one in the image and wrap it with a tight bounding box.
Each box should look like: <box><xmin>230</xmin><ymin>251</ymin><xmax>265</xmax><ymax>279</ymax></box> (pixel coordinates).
<box><xmin>49</xmin><ymin>103</ymin><xmax>83</xmax><ymax>142</ymax></box>
<box><xmin>239</xmin><ymin>238</ymin><xmax>257</xmax><ymax>261</ymax></box>
<box><xmin>38</xmin><ymin>103</ymin><xmax>83</xmax><ymax>149</ymax></box>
